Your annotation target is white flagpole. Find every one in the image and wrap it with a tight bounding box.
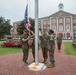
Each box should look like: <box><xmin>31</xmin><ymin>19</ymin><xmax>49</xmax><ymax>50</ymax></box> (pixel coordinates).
<box><xmin>35</xmin><ymin>0</ymin><xmax>38</xmax><ymax>64</ymax></box>
<box><xmin>28</xmin><ymin>0</ymin><xmax>46</xmax><ymax>71</ymax></box>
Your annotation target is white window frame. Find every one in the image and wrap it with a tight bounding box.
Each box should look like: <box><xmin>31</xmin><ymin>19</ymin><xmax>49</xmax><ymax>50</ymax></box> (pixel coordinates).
<box><xmin>66</xmin><ymin>24</ymin><xmax>70</xmax><ymax>31</ymax></box>
<box><xmin>52</xmin><ymin>25</ymin><xmax>56</xmax><ymax>31</ymax></box>
<box><xmin>59</xmin><ymin>25</ymin><xmax>63</xmax><ymax>31</ymax></box>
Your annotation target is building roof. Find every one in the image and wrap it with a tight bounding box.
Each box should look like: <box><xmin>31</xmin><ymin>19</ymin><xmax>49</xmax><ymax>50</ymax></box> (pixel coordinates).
<box><xmin>52</xmin><ymin>10</ymin><xmax>76</xmax><ymax>16</ymax></box>
<box><xmin>39</xmin><ymin>10</ymin><xmax>76</xmax><ymax>20</ymax></box>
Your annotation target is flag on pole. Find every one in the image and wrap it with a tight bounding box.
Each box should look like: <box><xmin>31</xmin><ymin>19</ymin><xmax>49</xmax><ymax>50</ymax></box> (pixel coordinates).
<box><xmin>24</xmin><ymin>4</ymin><xmax>31</xmax><ymax>30</ymax></box>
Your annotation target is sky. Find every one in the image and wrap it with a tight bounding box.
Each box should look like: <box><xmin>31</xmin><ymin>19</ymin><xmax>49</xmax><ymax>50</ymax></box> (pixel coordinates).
<box><xmin>0</xmin><ymin>0</ymin><xmax>76</xmax><ymax>25</ymax></box>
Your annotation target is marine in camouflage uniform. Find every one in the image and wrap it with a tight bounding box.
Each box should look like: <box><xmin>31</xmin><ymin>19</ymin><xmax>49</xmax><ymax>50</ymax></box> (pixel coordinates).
<box><xmin>30</xmin><ymin>31</ymin><xmax>35</xmax><ymax>62</ymax></box>
<box><xmin>32</xmin><ymin>37</ymin><xmax>35</xmax><ymax>62</ymax></box>
<box><xmin>48</xmin><ymin>29</ymin><xmax>55</xmax><ymax>68</ymax></box>
<box><xmin>41</xmin><ymin>29</ymin><xmax>50</xmax><ymax>63</ymax></box>
<box><xmin>20</xmin><ymin>30</ymin><xmax>30</xmax><ymax>65</ymax></box>
<box><xmin>56</xmin><ymin>34</ymin><xmax>62</xmax><ymax>52</ymax></box>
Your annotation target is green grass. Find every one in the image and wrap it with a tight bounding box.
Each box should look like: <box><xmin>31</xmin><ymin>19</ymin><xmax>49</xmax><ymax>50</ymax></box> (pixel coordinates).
<box><xmin>0</xmin><ymin>46</ymin><xmax>22</xmax><ymax>56</ymax></box>
<box><xmin>64</xmin><ymin>42</ymin><xmax>76</xmax><ymax>55</ymax></box>
<box><xmin>0</xmin><ymin>41</ymin><xmax>32</xmax><ymax>56</ymax></box>
<box><xmin>0</xmin><ymin>46</ymin><xmax>32</xmax><ymax>56</ymax></box>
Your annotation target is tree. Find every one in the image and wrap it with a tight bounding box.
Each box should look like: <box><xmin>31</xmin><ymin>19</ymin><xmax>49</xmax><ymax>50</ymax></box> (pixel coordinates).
<box><xmin>0</xmin><ymin>16</ymin><xmax>11</xmax><ymax>38</ymax></box>
<box><xmin>17</xmin><ymin>18</ymin><xmax>35</xmax><ymax>35</ymax></box>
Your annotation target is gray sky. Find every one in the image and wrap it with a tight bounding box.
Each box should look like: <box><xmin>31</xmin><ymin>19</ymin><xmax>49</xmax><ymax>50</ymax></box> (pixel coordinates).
<box><xmin>0</xmin><ymin>0</ymin><xmax>76</xmax><ymax>25</ymax></box>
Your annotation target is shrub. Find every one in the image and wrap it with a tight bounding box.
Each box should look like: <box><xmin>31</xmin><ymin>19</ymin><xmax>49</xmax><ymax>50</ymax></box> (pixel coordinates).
<box><xmin>1</xmin><ymin>41</ymin><xmax>33</xmax><ymax>47</ymax></box>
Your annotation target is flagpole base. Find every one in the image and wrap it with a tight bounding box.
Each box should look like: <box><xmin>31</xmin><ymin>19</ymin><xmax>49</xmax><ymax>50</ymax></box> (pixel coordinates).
<box><xmin>28</xmin><ymin>62</ymin><xmax>46</xmax><ymax>71</ymax></box>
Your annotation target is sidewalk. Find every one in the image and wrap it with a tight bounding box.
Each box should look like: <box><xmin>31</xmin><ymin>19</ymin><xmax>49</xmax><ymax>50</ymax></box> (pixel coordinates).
<box><xmin>0</xmin><ymin>43</ymin><xmax>76</xmax><ymax>75</ymax></box>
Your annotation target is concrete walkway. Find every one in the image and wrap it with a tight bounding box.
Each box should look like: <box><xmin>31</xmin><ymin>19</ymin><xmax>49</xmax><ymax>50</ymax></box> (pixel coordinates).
<box><xmin>0</xmin><ymin>43</ymin><xmax>76</xmax><ymax>75</ymax></box>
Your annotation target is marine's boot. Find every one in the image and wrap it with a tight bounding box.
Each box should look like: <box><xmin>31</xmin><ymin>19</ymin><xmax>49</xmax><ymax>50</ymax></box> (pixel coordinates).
<box><xmin>48</xmin><ymin>63</ymin><xmax>55</xmax><ymax>68</ymax></box>
<box><xmin>42</xmin><ymin>58</ymin><xmax>47</xmax><ymax>64</ymax></box>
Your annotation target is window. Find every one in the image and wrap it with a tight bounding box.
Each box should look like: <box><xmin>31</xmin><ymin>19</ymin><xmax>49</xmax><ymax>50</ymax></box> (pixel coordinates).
<box><xmin>52</xmin><ymin>19</ymin><xmax>56</xmax><ymax>23</ymax></box>
<box><xmin>73</xmin><ymin>19</ymin><xmax>76</xmax><ymax>23</ymax></box>
<box><xmin>47</xmin><ymin>21</ymin><xmax>50</xmax><ymax>25</ymax></box>
<box><xmin>59</xmin><ymin>25</ymin><xmax>63</xmax><ymax>31</ymax></box>
<box><xmin>52</xmin><ymin>25</ymin><xmax>56</xmax><ymax>31</ymax></box>
<box><xmin>59</xmin><ymin>19</ymin><xmax>63</xmax><ymax>23</ymax></box>
<box><xmin>66</xmin><ymin>24</ymin><xmax>70</xmax><ymax>31</ymax></box>
<box><xmin>73</xmin><ymin>26</ymin><xmax>76</xmax><ymax>30</ymax></box>
<box><xmin>38</xmin><ymin>21</ymin><xmax>41</xmax><ymax>25</ymax></box>
<box><xmin>66</xmin><ymin>18</ymin><xmax>70</xmax><ymax>23</ymax></box>
<box><xmin>43</xmin><ymin>21</ymin><xmax>46</xmax><ymax>25</ymax></box>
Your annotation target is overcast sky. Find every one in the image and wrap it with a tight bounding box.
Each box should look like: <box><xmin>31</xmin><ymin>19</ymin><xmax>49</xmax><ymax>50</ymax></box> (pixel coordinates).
<box><xmin>0</xmin><ymin>0</ymin><xmax>76</xmax><ymax>25</ymax></box>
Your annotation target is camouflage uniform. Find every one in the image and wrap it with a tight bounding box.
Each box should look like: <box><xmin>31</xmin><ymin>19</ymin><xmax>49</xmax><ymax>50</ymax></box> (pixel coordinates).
<box><xmin>21</xmin><ymin>33</ymin><xmax>29</xmax><ymax>63</ymax></box>
<box><xmin>41</xmin><ymin>34</ymin><xmax>50</xmax><ymax>63</ymax></box>
<box><xmin>32</xmin><ymin>37</ymin><xmax>35</xmax><ymax>61</ymax></box>
<box><xmin>56</xmin><ymin>35</ymin><xmax>62</xmax><ymax>51</ymax></box>
<box><xmin>49</xmin><ymin>34</ymin><xmax>55</xmax><ymax>65</ymax></box>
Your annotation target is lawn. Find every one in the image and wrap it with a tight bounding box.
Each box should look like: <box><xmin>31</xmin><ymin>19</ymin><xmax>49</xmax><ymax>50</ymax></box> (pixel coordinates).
<box><xmin>0</xmin><ymin>41</ymin><xmax>32</xmax><ymax>56</ymax></box>
<box><xmin>0</xmin><ymin>46</ymin><xmax>22</xmax><ymax>56</ymax></box>
<box><xmin>64</xmin><ymin>42</ymin><xmax>76</xmax><ymax>55</ymax></box>
<box><xmin>0</xmin><ymin>41</ymin><xmax>76</xmax><ymax>56</ymax></box>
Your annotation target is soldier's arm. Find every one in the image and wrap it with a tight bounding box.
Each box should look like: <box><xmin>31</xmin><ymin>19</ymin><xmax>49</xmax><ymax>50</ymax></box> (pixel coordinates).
<box><xmin>53</xmin><ymin>35</ymin><xmax>55</xmax><ymax>45</ymax></box>
<box><xmin>22</xmin><ymin>36</ymin><xmax>30</xmax><ymax>42</ymax></box>
<box><xmin>30</xmin><ymin>30</ymin><xmax>35</xmax><ymax>36</ymax></box>
<box><xmin>29</xmin><ymin>30</ymin><xmax>35</xmax><ymax>38</ymax></box>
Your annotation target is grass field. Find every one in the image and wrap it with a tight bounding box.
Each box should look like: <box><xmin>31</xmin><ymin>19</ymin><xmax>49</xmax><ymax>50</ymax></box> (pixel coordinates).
<box><xmin>0</xmin><ymin>41</ymin><xmax>21</xmax><ymax>55</ymax></box>
<box><xmin>64</xmin><ymin>42</ymin><xmax>76</xmax><ymax>55</ymax></box>
<box><xmin>0</xmin><ymin>46</ymin><xmax>22</xmax><ymax>56</ymax></box>
<box><xmin>0</xmin><ymin>41</ymin><xmax>76</xmax><ymax>56</ymax></box>
<box><xmin>0</xmin><ymin>41</ymin><xmax>32</xmax><ymax>56</ymax></box>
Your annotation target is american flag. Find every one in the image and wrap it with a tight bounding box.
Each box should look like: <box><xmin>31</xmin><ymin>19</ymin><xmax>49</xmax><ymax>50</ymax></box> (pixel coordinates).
<box><xmin>24</xmin><ymin>4</ymin><xmax>31</xmax><ymax>30</ymax></box>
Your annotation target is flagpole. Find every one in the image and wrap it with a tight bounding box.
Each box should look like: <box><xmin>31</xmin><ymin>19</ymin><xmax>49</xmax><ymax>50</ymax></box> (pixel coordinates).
<box><xmin>28</xmin><ymin>0</ymin><xmax>46</xmax><ymax>71</ymax></box>
<box><xmin>35</xmin><ymin>0</ymin><xmax>38</xmax><ymax>64</ymax></box>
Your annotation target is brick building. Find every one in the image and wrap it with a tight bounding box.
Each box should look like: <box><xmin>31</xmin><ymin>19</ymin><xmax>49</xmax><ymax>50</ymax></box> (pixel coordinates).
<box><xmin>12</xmin><ymin>3</ymin><xmax>76</xmax><ymax>40</ymax></box>
<box><xmin>39</xmin><ymin>3</ymin><xmax>76</xmax><ymax>39</ymax></box>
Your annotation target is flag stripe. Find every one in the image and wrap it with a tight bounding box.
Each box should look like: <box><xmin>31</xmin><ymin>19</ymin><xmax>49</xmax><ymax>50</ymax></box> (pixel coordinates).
<box><xmin>24</xmin><ymin>4</ymin><xmax>31</xmax><ymax>30</ymax></box>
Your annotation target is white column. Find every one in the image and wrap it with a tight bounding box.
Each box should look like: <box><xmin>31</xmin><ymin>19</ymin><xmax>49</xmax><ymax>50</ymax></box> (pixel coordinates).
<box><xmin>64</xmin><ymin>17</ymin><xmax>65</xmax><ymax>39</ymax></box>
<box><xmin>64</xmin><ymin>17</ymin><xmax>65</xmax><ymax>31</ymax></box>
<box><xmin>41</xmin><ymin>19</ymin><xmax>43</xmax><ymax>33</ymax></box>
<box><xmin>50</xmin><ymin>17</ymin><xmax>52</xmax><ymax>29</ymax></box>
<box><xmin>56</xmin><ymin>17</ymin><xmax>58</xmax><ymax>37</ymax></box>
<box><xmin>57</xmin><ymin>17</ymin><xmax>58</xmax><ymax>32</ymax></box>
<box><xmin>71</xmin><ymin>16</ymin><xmax>73</xmax><ymax>39</ymax></box>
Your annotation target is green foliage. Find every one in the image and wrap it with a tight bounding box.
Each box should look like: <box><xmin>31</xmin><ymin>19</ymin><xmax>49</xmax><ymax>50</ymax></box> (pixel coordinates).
<box><xmin>64</xmin><ymin>42</ymin><xmax>76</xmax><ymax>55</ymax></box>
<box><xmin>0</xmin><ymin>16</ymin><xmax>11</xmax><ymax>38</ymax></box>
<box><xmin>17</xmin><ymin>18</ymin><xmax>35</xmax><ymax>35</ymax></box>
